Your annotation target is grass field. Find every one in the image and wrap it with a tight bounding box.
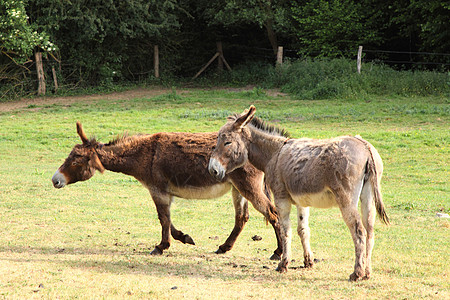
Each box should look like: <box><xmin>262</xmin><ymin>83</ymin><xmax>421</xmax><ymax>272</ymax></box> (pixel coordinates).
<box><xmin>0</xmin><ymin>87</ymin><xmax>448</xmax><ymax>299</ymax></box>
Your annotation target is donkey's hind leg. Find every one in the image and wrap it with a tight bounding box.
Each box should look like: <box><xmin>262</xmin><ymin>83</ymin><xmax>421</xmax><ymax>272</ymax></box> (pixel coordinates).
<box><xmin>216</xmin><ymin>187</ymin><xmax>249</xmax><ymax>254</ymax></box>
<box><xmin>150</xmin><ymin>191</ymin><xmax>173</xmax><ymax>255</ymax></box>
<box><xmin>360</xmin><ymin>180</ymin><xmax>377</xmax><ymax>279</ymax></box>
<box><xmin>339</xmin><ymin>192</ymin><xmax>367</xmax><ymax>281</ymax></box>
<box><xmin>297</xmin><ymin>206</ymin><xmax>314</xmax><ymax>268</ymax></box>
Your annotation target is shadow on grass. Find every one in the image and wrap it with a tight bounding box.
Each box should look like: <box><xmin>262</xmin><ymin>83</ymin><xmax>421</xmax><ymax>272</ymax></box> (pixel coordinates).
<box><xmin>0</xmin><ymin>245</ymin><xmax>331</xmax><ymax>282</ymax></box>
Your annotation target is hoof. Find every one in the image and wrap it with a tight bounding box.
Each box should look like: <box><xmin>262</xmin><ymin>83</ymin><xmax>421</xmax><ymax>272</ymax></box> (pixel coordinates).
<box><xmin>363</xmin><ymin>268</ymin><xmax>371</xmax><ymax>280</ymax></box>
<box><xmin>215</xmin><ymin>248</ymin><xmax>226</xmax><ymax>254</ymax></box>
<box><xmin>270</xmin><ymin>253</ymin><xmax>281</xmax><ymax>261</ymax></box>
<box><xmin>275</xmin><ymin>265</ymin><xmax>287</xmax><ymax>273</ymax></box>
<box><xmin>304</xmin><ymin>261</ymin><xmax>314</xmax><ymax>268</ymax></box>
<box><xmin>184</xmin><ymin>235</ymin><xmax>195</xmax><ymax>245</ymax></box>
<box><xmin>348</xmin><ymin>272</ymin><xmax>364</xmax><ymax>282</ymax></box>
<box><xmin>150</xmin><ymin>247</ymin><xmax>163</xmax><ymax>256</ymax></box>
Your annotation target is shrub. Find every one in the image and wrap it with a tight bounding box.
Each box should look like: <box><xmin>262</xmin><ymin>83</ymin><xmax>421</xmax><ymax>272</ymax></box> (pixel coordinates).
<box><xmin>248</xmin><ymin>58</ymin><xmax>449</xmax><ymax>99</ymax></box>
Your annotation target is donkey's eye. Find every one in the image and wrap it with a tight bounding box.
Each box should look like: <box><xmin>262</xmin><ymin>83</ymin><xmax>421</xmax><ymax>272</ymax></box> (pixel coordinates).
<box><xmin>72</xmin><ymin>162</ymin><xmax>79</xmax><ymax>166</ymax></box>
<box><xmin>224</xmin><ymin>141</ymin><xmax>232</xmax><ymax>146</ymax></box>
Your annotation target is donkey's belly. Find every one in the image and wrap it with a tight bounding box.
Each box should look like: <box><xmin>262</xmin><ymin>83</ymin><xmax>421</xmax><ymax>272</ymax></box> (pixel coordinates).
<box><xmin>292</xmin><ymin>187</ymin><xmax>337</xmax><ymax>208</ymax></box>
<box><xmin>168</xmin><ymin>182</ymin><xmax>232</xmax><ymax>199</ymax></box>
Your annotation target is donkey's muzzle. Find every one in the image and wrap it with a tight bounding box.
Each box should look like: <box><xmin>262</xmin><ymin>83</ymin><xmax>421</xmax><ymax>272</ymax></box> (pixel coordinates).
<box><xmin>52</xmin><ymin>170</ymin><xmax>67</xmax><ymax>189</ymax></box>
<box><xmin>208</xmin><ymin>158</ymin><xmax>226</xmax><ymax>181</ymax></box>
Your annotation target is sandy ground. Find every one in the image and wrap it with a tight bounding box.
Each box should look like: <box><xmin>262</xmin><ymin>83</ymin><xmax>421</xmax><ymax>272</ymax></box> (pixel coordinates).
<box><xmin>0</xmin><ymin>87</ymin><xmax>171</xmax><ymax>113</ymax></box>
<box><xmin>0</xmin><ymin>86</ymin><xmax>287</xmax><ymax>113</ymax></box>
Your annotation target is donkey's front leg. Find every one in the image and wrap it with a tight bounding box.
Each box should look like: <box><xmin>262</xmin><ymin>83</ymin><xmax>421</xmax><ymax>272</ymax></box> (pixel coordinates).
<box><xmin>297</xmin><ymin>206</ymin><xmax>314</xmax><ymax>268</ymax></box>
<box><xmin>230</xmin><ymin>169</ymin><xmax>282</xmax><ymax>260</ymax></box>
<box><xmin>216</xmin><ymin>188</ymin><xmax>249</xmax><ymax>254</ymax></box>
<box><xmin>275</xmin><ymin>199</ymin><xmax>292</xmax><ymax>273</ymax></box>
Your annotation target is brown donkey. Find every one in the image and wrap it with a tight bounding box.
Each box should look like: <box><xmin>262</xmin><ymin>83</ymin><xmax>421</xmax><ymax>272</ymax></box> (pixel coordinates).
<box><xmin>52</xmin><ymin>122</ymin><xmax>282</xmax><ymax>259</ymax></box>
<box><xmin>208</xmin><ymin>106</ymin><xmax>389</xmax><ymax>281</ymax></box>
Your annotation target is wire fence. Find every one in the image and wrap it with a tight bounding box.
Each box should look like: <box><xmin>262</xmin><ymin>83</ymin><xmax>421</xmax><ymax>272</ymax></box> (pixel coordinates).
<box><xmin>234</xmin><ymin>46</ymin><xmax>450</xmax><ymax>68</ymax></box>
<box><xmin>361</xmin><ymin>49</ymin><xmax>450</xmax><ymax>68</ymax></box>
<box><xmin>1</xmin><ymin>46</ymin><xmax>449</xmax><ymax>99</ymax></box>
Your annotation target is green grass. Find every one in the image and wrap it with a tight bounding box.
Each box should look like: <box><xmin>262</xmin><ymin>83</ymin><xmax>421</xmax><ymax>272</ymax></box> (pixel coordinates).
<box><xmin>0</xmin><ymin>88</ymin><xmax>448</xmax><ymax>298</ymax></box>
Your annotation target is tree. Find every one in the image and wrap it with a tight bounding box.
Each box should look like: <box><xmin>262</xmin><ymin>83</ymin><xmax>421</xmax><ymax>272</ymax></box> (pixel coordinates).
<box><xmin>0</xmin><ymin>0</ymin><xmax>56</xmax><ymax>65</ymax></box>
<box><xmin>204</xmin><ymin>0</ymin><xmax>292</xmax><ymax>54</ymax></box>
<box><xmin>391</xmin><ymin>0</ymin><xmax>450</xmax><ymax>53</ymax></box>
<box><xmin>291</xmin><ymin>0</ymin><xmax>380</xmax><ymax>57</ymax></box>
<box><xmin>25</xmin><ymin>0</ymin><xmax>182</xmax><ymax>84</ymax></box>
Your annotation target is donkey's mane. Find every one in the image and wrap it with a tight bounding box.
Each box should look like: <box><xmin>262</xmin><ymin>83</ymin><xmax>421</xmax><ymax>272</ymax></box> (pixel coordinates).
<box><xmin>104</xmin><ymin>133</ymin><xmax>148</xmax><ymax>147</ymax></box>
<box><xmin>105</xmin><ymin>133</ymin><xmax>130</xmax><ymax>146</ymax></box>
<box><xmin>229</xmin><ymin>114</ymin><xmax>290</xmax><ymax>138</ymax></box>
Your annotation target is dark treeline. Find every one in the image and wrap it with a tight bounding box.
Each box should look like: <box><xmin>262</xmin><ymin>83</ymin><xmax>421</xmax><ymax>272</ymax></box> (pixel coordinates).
<box><xmin>1</xmin><ymin>0</ymin><xmax>449</xmax><ymax>95</ymax></box>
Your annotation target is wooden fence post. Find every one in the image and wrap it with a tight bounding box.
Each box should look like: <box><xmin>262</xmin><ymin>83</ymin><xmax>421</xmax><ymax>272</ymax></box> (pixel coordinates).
<box><xmin>192</xmin><ymin>42</ymin><xmax>231</xmax><ymax>79</ymax></box>
<box><xmin>154</xmin><ymin>45</ymin><xmax>160</xmax><ymax>78</ymax></box>
<box><xmin>35</xmin><ymin>52</ymin><xmax>46</xmax><ymax>95</ymax></box>
<box><xmin>276</xmin><ymin>46</ymin><xmax>283</xmax><ymax>66</ymax></box>
<box><xmin>217</xmin><ymin>41</ymin><xmax>223</xmax><ymax>72</ymax></box>
<box><xmin>51</xmin><ymin>66</ymin><xmax>58</xmax><ymax>92</ymax></box>
<box><xmin>357</xmin><ymin>46</ymin><xmax>363</xmax><ymax>74</ymax></box>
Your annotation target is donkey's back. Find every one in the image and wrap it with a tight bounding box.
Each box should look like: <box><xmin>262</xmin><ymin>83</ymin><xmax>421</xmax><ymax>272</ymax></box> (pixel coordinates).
<box><xmin>274</xmin><ymin>136</ymin><xmax>379</xmax><ymax>201</ymax></box>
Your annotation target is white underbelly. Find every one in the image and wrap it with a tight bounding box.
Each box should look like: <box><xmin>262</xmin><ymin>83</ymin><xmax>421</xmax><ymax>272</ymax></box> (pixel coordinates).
<box><xmin>292</xmin><ymin>188</ymin><xmax>337</xmax><ymax>208</ymax></box>
<box><xmin>168</xmin><ymin>182</ymin><xmax>232</xmax><ymax>199</ymax></box>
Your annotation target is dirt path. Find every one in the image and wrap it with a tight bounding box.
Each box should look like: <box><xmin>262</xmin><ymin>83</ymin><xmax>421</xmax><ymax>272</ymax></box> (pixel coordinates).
<box><xmin>0</xmin><ymin>86</ymin><xmax>287</xmax><ymax>113</ymax></box>
<box><xmin>0</xmin><ymin>87</ymin><xmax>171</xmax><ymax>113</ymax></box>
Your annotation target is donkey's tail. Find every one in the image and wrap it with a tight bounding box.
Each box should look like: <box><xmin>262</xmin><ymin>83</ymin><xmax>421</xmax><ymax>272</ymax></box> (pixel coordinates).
<box><xmin>367</xmin><ymin>159</ymin><xmax>390</xmax><ymax>225</ymax></box>
<box><xmin>357</xmin><ymin>136</ymin><xmax>390</xmax><ymax>225</ymax></box>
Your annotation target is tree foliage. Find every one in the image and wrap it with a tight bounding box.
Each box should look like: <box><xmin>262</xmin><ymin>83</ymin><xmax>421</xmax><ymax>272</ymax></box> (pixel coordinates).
<box><xmin>27</xmin><ymin>0</ymin><xmax>182</xmax><ymax>84</ymax></box>
<box><xmin>390</xmin><ymin>0</ymin><xmax>450</xmax><ymax>53</ymax></box>
<box><xmin>0</xmin><ymin>0</ymin><xmax>56</xmax><ymax>64</ymax></box>
<box><xmin>290</xmin><ymin>0</ymin><xmax>380</xmax><ymax>57</ymax></box>
<box><xmin>203</xmin><ymin>0</ymin><xmax>292</xmax><ymax>53</ymax></box>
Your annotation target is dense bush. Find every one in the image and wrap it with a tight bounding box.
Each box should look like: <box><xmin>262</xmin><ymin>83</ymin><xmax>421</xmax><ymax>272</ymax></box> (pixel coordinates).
<box><xmin>186</xmin><ymin>58</ymin><xmax>448</xmax><ymax>99</ymax></box>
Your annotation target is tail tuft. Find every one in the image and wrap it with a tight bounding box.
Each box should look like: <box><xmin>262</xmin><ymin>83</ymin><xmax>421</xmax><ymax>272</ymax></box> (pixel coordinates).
<box><xmin>357</xmin><ymin>136</ymin><xmax>390</xmax><ymax>225</ymax></box>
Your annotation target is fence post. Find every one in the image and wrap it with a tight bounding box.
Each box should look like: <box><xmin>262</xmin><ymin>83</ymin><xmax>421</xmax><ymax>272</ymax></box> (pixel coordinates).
<box><xmin>357</xmin><ymin>46</ymin><xmax>363</xmax><ymax>74</ymax></box>
<box><xmin>35</xmin><ymin>52</ymin><xmax>46</xmax><ymax>95</ymax></box>
<box><xmin>217</xmin><ymin>41</ymin><xmax>223</xmax><ymax>72</ymax></box>
<box><xmin>51</xmin><ymin>66</ymin><xmax>58</xmax><ymax>93</ymax></box>
<box><xmin>154</xmin><ymin>45</ymin><xmax>159</xmax><ymax>78</ymax></box>
<box><xmin>276</xmin><ymin>46</ymin><xmax>283</xmax><ymax>66</ymax></box>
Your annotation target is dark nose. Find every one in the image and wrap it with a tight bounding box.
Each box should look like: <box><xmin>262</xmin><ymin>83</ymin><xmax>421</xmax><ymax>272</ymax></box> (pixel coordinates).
<box><xmin>210</xmin><ymin>167</ymin><xmax>219</xmax><ymax>177</ymax></box>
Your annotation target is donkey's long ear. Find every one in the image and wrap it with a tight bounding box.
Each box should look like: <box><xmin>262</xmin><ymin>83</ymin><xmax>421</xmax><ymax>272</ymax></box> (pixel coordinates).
<box><xmin>76</xmin><ymin>122</ymin><xmax>89</xmax><ymax>144</ymax></box>
<box><xmin>234</xmin><ymin>105</ymin><xmax>256</xmax><ymax>130</ymax></box>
